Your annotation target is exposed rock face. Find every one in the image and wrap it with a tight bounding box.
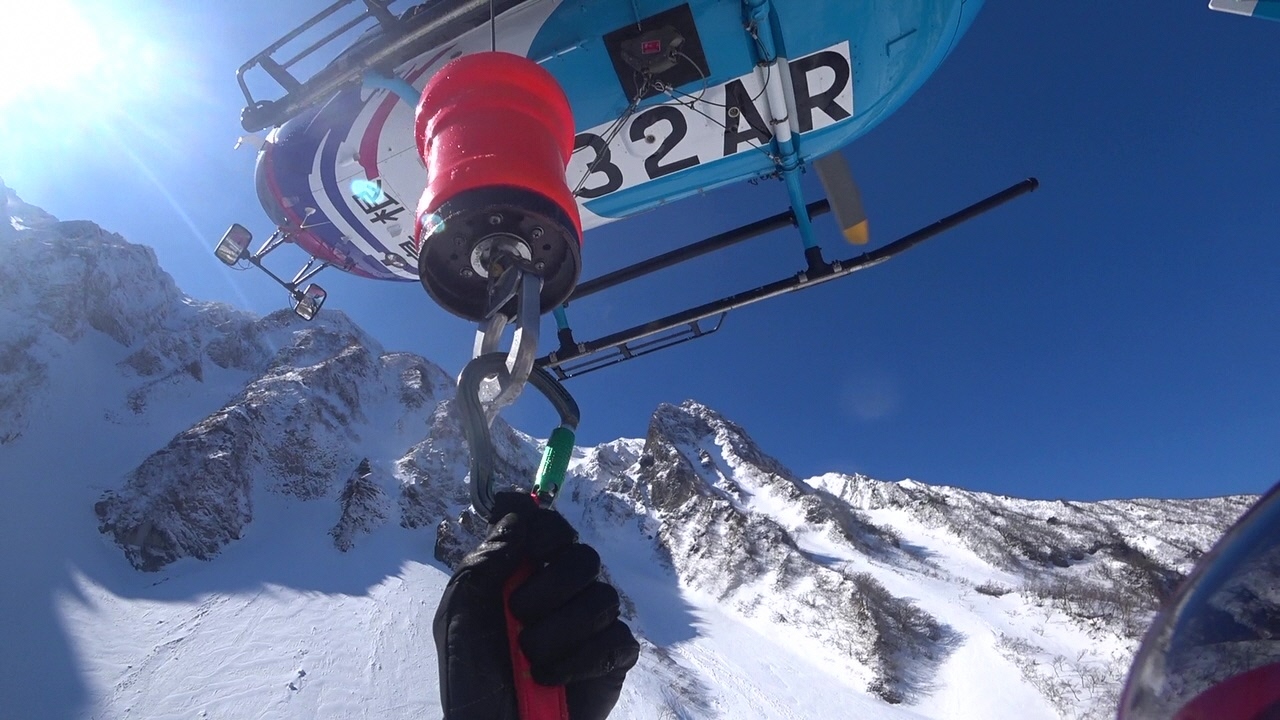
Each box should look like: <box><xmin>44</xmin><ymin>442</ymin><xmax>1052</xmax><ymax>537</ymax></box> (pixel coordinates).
<box><xmin>331</xmin><ymin>459</ymin><xmax>390</xmax><ymax>551</ymax></box>
<box><xmin>2</xmin><ymin>191</ymin><xmax>185</xmax><ymax>348</ymax></box>
<box><xmin>559</xmin><ymin>401</ymin><xmax>1254</xmax><ymax>711</ymax></box>
<box><xmin>94</xmin><ymin>407</ymin><xmax>257</xmax><ymax>571</ymax></box>
<box><xmin>1</xmin><ymin>179</ymin><xmax>263</xmax><ymax>443</ymax></box>
<box><xmin>0</xmin><ymin>182</ymin><xmax>463</xmax><ymax>570</ymax></box>
<box><xmin>577</xmin><ymin>401</ymin><xmax>956</xmax><ymax>702</ymax></box>
<box><xmin>813</xmin><ymin>473</ymin><xmax>1256</xmax><ymax>628</ymax></box>
<box><xmin>807</xmin><ymin>473</ymin><xmax>1258</xmax><ymax>716</ymax></box>
<box><xmin>2</xmin><ymin>181</ymin><xmax>1261</xmax><ymax>717</ymax></box>
<box><xmin>0</xmin><ymin>329</ymin><xmax>44</xmax><ymax>445</ymax></box>
<box><xmin>92</xmin><ymin>318</ymin><xmax>464</xmax><ymax>570</ymax></box>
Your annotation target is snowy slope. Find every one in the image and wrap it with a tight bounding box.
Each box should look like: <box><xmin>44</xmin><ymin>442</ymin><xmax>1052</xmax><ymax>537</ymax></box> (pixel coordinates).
<box><xmin>0</xmin><ymin>180</ymin><xmax>1256</xmax><ymax>720</ymax></box>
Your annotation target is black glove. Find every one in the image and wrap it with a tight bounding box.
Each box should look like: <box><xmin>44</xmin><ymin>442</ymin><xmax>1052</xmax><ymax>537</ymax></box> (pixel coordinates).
<box><xmin>434</xmin><ymin>492</ymin><xmax>640</xmax><ymax>720</ymax></box>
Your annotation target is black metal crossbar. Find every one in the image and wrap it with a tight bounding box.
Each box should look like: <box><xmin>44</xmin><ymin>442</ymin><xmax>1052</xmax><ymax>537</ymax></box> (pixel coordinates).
<box><xmin>539</xmin><ymin>178</ymin><xmax>1040</xmax><ymax>379</ymax></box>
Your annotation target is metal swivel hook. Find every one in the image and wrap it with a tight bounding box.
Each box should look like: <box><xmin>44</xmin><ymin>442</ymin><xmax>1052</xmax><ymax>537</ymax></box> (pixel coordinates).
<box><xmin>471</xmin><ymin>258</ymin><xmax>543</xmax><ymax>423</ymax></box>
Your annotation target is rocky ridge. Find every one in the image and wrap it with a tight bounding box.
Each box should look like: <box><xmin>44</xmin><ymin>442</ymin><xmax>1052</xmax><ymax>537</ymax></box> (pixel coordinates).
<box><xmin>0</xmin><ymin>181</ymin><xmax>1259</xmax><ymax>718</ymax></box>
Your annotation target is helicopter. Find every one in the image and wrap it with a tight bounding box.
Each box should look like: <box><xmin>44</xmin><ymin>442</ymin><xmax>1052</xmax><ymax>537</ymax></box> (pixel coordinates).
<box><xmin>1209</xmin><ymin>0</ymin><xmax>1280</xmax><ymax>21</ymax></box>
<box><xmin>216</xmin><ymin>4</ymin><xmax>1040</xmax><ymax>715</ymax></box>
<box><xmin>216</xmin><ymin>0</ymin><xmax>1038</xmax><ymax>381</ymax></box>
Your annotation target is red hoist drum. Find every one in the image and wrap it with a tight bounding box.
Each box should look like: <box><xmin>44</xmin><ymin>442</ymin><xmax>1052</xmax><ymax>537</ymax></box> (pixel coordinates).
<box><xmin>413</xmin><ymin>52</ymin><xmax>582</xmax><ymax>322</ymax></box>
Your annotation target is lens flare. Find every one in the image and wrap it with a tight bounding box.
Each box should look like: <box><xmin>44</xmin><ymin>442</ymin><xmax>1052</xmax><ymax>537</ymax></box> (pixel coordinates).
<box><xmin>351</xmin><ymin>178</ymin><xmax>388</xmax><ymax>206</ymax></box>
<box><xmin>0</xmin><ymin>0</ymin><xmax>188</xmax><ymax>163</ymax></box>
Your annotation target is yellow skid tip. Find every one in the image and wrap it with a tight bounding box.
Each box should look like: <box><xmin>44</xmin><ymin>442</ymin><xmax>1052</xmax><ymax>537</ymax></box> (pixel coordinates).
<box><xmin>843</xmin><ymin>220</ymin><xmax>869</xmax><ymax>245</ymax></box>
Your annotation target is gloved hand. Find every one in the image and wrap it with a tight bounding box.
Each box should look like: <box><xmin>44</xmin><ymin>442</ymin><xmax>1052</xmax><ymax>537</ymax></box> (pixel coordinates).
<box><xmin>434</xmin><ymin>492</ymin><xmax>640</xmax><ymax>720</ymax></box>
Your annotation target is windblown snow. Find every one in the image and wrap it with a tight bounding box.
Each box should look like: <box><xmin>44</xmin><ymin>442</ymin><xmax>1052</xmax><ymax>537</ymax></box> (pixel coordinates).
<box><xmin>0</xmin><ymin>179</ymin><xmax>1257</xmax><ymax>720</ymax></box>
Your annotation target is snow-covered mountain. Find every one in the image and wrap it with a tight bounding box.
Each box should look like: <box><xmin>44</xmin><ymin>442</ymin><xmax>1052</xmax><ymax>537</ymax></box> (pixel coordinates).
<box><xmin>0</xmin><ymin>178</ymin><xmax>1257</xmax><ymax>720</ymax></box>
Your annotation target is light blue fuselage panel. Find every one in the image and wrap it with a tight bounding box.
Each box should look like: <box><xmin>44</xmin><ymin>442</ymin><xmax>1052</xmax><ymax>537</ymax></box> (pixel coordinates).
<box><xmin>532</xmin><ymin>0</ymin><xmax>981</xmax><ymax>221</ymax></box>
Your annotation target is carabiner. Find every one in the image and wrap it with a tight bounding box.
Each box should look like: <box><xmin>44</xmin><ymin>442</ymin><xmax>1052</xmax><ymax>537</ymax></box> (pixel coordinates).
<box><xmin>457</xmin><ymin>353</ymin><xmax>580</xmax><ymax>522</ymax></box>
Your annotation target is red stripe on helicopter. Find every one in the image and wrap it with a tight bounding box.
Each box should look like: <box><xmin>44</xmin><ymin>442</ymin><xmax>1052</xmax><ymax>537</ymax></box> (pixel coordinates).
<box><xmin>260</xmin><ymin>142</ymin><xmax>353</xmax><ymax>270</ymax></box>
<box><xmin>357</xmin><ymin>47</ymin><xmax>453</xmax><ymax>182</ymax></box>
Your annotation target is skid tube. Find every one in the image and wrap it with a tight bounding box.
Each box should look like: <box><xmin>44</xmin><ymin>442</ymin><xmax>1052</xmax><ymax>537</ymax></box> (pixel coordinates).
<box><xmin>539</xmin><ymin>178</ymin><xmax>1039</xmax><ymax>379</ymax></box>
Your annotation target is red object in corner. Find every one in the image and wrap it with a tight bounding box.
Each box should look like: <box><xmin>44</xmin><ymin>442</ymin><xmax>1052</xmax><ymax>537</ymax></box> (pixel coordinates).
<box><xmin>1173</xmin><ymin>662</ymin><xmax>1280</xmax><ymax>720</ymax></box>
<box><xmin>413</xmin><ymin>51</ymin><xmax>582</xmax><ymax>244</ymax></box>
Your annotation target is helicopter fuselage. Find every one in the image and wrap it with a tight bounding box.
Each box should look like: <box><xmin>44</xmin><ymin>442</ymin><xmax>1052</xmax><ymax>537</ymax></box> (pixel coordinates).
<box><xmin>254</xmin><ymin>0</ymin><xmax>981</xmax><ymax>281</ymax></box>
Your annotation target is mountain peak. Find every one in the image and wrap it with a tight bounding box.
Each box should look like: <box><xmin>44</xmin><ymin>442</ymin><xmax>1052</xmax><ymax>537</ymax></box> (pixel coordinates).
<box><xmin>3</xmin><ymin>177</ymin><xmax>59</xmax><ymax>234</ymax></box>
<box><xmin>1</xmin><ymin>187</ymin><xmax>187</xmax><ymax>349</ymax></box>
<box><xmin>0</xmin><ymin>180</ymin><xmax>1264</xmax><ymax>719</ymax></box>
<box><xmin>649</xmin><ymin>399</ymin><xmax>800</xmax><ymax>483</ymax></box>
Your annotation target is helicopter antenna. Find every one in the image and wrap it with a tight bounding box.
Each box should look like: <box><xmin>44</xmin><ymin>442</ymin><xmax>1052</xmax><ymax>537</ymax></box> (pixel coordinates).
<box><xmin>489</xmin><ymin>0</ymin><xmax>496</xmax><ymax>51</ymax></box>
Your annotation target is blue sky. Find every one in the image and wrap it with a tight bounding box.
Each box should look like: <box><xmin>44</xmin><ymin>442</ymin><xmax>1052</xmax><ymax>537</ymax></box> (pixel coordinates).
<box><xmin>2</xmin><ymin>1</ymin><xmax>1277</xmax><ymax>501</ymax></box>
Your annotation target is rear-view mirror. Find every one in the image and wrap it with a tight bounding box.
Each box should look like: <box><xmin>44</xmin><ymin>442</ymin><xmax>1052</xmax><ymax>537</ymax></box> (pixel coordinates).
<box><xmin>215</xmin><ymin>224</ymin><xmax>252</xmax><ymax>266</ymax></box>
<box><xmin>293</xmin><ymin>283</ymin><xmax>326</xmax><ymax>321</ymax></box>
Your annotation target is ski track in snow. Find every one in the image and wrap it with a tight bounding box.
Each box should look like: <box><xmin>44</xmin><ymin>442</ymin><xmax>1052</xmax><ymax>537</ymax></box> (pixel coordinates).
<box><xmin>59</xmin><ymin>542</ymin><xmax>450</xmax><ymax>719</ymax></box>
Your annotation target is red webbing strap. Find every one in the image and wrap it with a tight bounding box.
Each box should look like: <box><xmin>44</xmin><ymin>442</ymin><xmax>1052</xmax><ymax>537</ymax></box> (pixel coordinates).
<box><xmin>503</xmin><ymin>562</ymin><xmax>570</xmax><ymax>720</ymax></box>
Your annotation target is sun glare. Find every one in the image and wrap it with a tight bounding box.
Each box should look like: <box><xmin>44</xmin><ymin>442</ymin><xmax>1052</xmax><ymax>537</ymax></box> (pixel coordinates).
<box><xmin>0</xmin><ymin>0</ymin><xmax>194</xmax><ymax>175</ymax></box>
<box><xmin>0</xmin><ymin>1</ymin><xmax>106</xmax><ymax>108</ymax></box>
